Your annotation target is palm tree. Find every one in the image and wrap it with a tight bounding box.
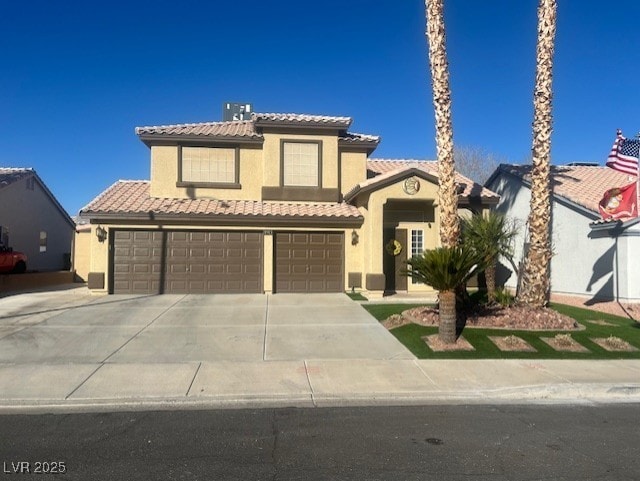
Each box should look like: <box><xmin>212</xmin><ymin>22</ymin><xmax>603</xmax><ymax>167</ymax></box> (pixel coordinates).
<box><xmin>405</xmin><ymin>246</ymin><xmax>479</xmax><ymax>343</ymax></box>
<box><xmin>460</xmin><ymin>212</ymin><xmax>518</xmax><ymax>303</ymax></box>
<box><xmin>425</xmin><ymin>0</ymin><xmax>459</xmax><ymax>247</ymax></box>
<box><xmin>518</xmin><ymin>0</ymin><xmax>557</xmax><ymax>308</ymax></box>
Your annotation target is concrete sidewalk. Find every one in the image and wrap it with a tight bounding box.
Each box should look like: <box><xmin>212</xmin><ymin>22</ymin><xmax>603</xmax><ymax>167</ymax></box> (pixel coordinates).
<box><xmin>0</xmin><ymin>359</ymin><xmax>639</xmax><ymax>413</ymax></box>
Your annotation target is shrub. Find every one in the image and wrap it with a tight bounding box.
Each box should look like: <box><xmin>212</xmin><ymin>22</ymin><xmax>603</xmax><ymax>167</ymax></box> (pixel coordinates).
<box><xmin>494</xmin><ymin>288</ymin><xmax>515</xmax><ymax>307</ymax></box>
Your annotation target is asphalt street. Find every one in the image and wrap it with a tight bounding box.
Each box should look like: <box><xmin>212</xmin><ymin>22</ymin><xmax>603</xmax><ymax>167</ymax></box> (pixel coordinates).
<box><xmin>2</xmin><ymin>404</ymin><xmax>639</xmax><ymax>480</ymax></box>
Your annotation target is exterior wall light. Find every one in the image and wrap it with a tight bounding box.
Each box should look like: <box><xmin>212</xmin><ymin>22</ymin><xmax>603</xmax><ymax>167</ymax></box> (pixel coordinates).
<box><xmin>96</xmin><ymin>226</ymin><xmax>108</xmax><ymax>243</ymax></box>
<box><xmin>351</xmin><ymin>230</ymin><xmax>359</xmax><ymax>246</ymax></box>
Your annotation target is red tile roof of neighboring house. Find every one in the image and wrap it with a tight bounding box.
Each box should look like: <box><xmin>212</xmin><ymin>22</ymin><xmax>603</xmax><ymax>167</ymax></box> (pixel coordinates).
<box><xmin>365</xmin><ymin>159</ymin><xmax>500</xmax><ymax>200</ymax></box>
<box><xmin>494</xmin><ymin>164</ymin><xmax>637</xmax><ymax>214</ymax></box>
<box><xmin>81</xmin><ymin>181</ymin><xmax>363</xmax><ymax>222</ymax></box>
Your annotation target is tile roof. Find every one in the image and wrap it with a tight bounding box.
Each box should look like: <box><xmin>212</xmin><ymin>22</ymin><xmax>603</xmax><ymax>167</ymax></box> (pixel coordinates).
<box><xmin>0</xmin><ymin>168</ymin><xmax>34</xmax><ymax>190</ymax></box>
<box><xmin>365</xmin><ymin>159</ymin><xmax>499</xmax><ymax>199</ymax></box>
<box><xmin>135</xmin><ymin>120</ymin><xmax>260</xmax><ymax>139</ymax></box>
<box><xmin>252</xmin><ymin>112</ymin><xmax>352</xmax><ymax>128</ymax></box>
<box><xmin>338</xmin><ymin>132</ymin><xmax>380</xmax><ymax>146</ymax></box>
<box><xmin>368</xmin><ymin>159</ymin><xmax>436</xmax><ymax>175</ymax></box>
<box><xmin>81</xmin><ymin>181</ymin><xmax>363</xmax><ymax>221</ymax></box>
<box><xmin>135</xmin><ymin>113</ymin><xmax>375</xmax><ymax>146</ymax></box>
<box><xmin>496</xmin><ymin>164</ymin><xmax>637</xmax><ymax>214</ymax></box>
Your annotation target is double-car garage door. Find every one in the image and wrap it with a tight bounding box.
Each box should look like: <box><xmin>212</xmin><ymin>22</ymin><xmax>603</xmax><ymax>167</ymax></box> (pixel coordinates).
<box><xmin>112</xmin><ymin>230</ymin><xmax>263</xmax><ymax>294</ymax></box>
<box><xmin>111</xmin><ymin>230</ymin><xmax>344</xmax><ymax>294</ymax></box>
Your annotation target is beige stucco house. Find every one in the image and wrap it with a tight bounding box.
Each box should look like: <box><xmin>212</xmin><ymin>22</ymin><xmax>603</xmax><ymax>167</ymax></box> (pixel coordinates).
<box><xmin>77</xmin><ymin>113</ymin><xmax>498</xmax><ymax>297</ymax></box>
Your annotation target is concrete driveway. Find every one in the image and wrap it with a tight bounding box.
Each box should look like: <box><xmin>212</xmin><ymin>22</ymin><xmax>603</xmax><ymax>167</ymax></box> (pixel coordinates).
<box><xmin>0</xmin><ymin>289</ymin><xmax>413</xmax><ymax>364</ymax></box>
<box><xmin>2</xmin><ymin>287</ymin><xmax>640</xmax><ymax>409</ymax></box>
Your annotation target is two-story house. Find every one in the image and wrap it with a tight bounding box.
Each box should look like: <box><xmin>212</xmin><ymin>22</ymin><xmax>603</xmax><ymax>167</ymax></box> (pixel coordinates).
<box><xmin>77</xmin><ymin>113</ymin><xmax>499</xmax><ymax>297</ymax></box>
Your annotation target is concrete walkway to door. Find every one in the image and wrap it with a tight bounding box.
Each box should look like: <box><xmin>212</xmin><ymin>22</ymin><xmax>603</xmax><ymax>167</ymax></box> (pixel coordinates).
<box><xmin>1</xmin><ymin>287</ymin><xmax>639</xmax><ymax>412</ymax></box>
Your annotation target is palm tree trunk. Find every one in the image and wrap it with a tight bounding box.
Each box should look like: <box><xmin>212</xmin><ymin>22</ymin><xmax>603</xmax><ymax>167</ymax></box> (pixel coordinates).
<box><xmin>485</xmin><ymin>260</ymin><xmax>497</xmax><ymax>303</ymax></box>
<box><xmin>425</xmin><ymin>0</ymin><xmax>459</xmax><ymax>248</ymax></box>
<box><xmin>438</xmin><ymin>290</ymin><xmax>457</xmax><ymax>343</ymax></box>
<box><xmin>518</xmin><ymin>0</ymin><xmax>556</xmax><ymax>309</ymax></box>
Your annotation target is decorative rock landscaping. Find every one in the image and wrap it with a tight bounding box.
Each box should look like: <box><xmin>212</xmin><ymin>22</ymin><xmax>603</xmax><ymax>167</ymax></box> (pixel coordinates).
<box><xmin>489</xmin><ymin>335</ymin><xmax>537</xmax><ymax>352</ymax></box>
<box><xmin>541</xmin><ymin>334</ymin><xmax>589</xmax><ymax>353</ymax></box>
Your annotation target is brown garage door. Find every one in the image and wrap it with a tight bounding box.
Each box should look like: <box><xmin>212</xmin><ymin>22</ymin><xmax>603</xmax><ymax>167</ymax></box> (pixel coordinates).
<box><xmin>275</xmin><ymin>232</ymin><xmax>344</xmax><ymax>293</ymax></box>
<box><xmin>112</xmin><ymin>230</ymin><xmax>263</xmax><ymax>294</ymax></box>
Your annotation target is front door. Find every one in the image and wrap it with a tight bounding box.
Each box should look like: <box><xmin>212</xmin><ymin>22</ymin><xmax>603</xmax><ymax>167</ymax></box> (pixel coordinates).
<box><xmin>383</xmin><ymin>228</ymin><xmax>408</xmax><ymax>293</ymax></box>
<box><xmin>394</xmin><ymin>228</ymin><xmax>408</xmax><ymax>291</ymax></box>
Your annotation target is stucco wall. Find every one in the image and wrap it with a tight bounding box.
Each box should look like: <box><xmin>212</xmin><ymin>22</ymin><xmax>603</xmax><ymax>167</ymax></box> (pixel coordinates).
<box><xmin>487</xmin><ymin>173</ymin><xmax>620</xmax><ymax>300</ymax></box>
<box><xmin>608</xmin><ymin>226</ymin><xmax>640</xmax><ymax>303</ymax></box>
<box><xmin>149</xmin><ymin>145</ymin><xmax>264</xmax><ymax>200</ymax></box>
<box><xmin>340</xmin><ymin>151</ymin><xmax>368</xmax><ymax>195</ymax></box>
<box><xmin>262</xmin><ymin>132</ymin><xmax>339</xmax><ymax>190</ymax></box>
<box><xmin>356</xmin><ymin>176</ymin><xmax>441</xmax><ymax>294</ymax></box>
<box><xmin>73</xmin><ymin>228</ymin><xmax>91</xmax><ymax>281</ymax></box>
<box><xmin>0</xmin><ymin>176</ymin><xmax>73</xmax><ymax>271</ymax></box>
<box><xmin>148</xmin><ymin>135</ymin><xmax>364</xmax><ymax>201</ymax></box>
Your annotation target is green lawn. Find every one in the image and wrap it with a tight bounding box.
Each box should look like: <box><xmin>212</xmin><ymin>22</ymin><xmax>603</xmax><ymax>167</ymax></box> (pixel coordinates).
<box><xmin>345</xmin><ymin>292</ymin><xmax>369</xmax><ymax>301</ymax></box>
<box><xmin>363</xmin><ymin>302</ymin><xmax>640</xmax><ymax>360</ymax></box>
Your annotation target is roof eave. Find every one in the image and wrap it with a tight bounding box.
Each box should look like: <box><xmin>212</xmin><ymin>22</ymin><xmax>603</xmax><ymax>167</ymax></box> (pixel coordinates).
<box><xmin>338</xmin><ymin>139</ymin><xmax>380</xmax><ymax>155</ymax></box>
<box><xmin>589</xmin><ymin>216</ymin><xmax>640</xmax><ymax>232</ymax></box>
<box><xmin>344</xmin><ymin>168</ymin><xmax>440</xmax><ymax>203</ymax></box>
<box><xmin>484</xmin><ymin>165</ymin><xmax>508</xmax><ymax>188</ymax></box>
<box><xmin>82</xmin><ymin>211</ymin><xmax>364</xmax><ymax>227</ymax></box>
<box><xmin>493</xmin><ymin>166</ymin><xmax>600</xmax><ymax>219</ymax></box>
<box><xmin>137</xmin><ymin>133</ymin><xmax>264</xmax><ymax>148</ymax></box>
<box><xmin>22</xmin><ymin>172</ymin><xmax>76</xmax><ymax>229</ymax></box>
<box><xmin>458</xmin><ymin>196</ymin><xmax>500</xmax><ymax>206</ymax></box>
<box><xmin>253</xmin><ymin>119</ymin><xmax>351</xmax><ymax>130</ymax></box>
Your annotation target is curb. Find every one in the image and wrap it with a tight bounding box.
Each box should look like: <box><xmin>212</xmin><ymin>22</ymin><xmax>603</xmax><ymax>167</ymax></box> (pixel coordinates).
<box><xmin>1</xmin><ymin>383</ymin><xmax>639</xmax><ymax>414</ymax></box>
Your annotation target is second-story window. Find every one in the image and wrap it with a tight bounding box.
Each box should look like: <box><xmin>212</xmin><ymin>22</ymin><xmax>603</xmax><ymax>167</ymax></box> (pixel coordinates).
<box><xmin>282</xmin><ymin>141</ymin><xmax>321</xmax><ymax>187</ymax></box>
<box><xmin>181</xmin><ymin>146</ymin><xmax>236</xmax><ymax>183</ymax></box>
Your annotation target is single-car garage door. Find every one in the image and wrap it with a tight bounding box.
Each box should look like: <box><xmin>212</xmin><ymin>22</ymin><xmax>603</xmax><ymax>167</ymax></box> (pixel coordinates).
<box><xmin>112</xmin><ymin>230</ymin><xmax>263</xmax><ymax>294</ymax></box>
<box><xmin>275</xmin><ymin>232</ymin><xmax>344</xmax><ymax>293</ymax></box>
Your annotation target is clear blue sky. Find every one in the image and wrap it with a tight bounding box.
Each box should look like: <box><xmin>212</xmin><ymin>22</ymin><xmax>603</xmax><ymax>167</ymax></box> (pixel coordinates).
<box><xmin>1</xmin><ymin>0</ymin><xmax>638</xmax><ymax>216</ymax></box>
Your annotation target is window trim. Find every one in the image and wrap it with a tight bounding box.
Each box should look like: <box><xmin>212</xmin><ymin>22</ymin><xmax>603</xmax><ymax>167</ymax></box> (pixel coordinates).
<box><xmin>280</xmin><ymin>139</ymin><xmax>323</xmax><ymax>188</ymax></box>
<box><xmin>176</xmin><ymin>144</ymin><xmax>241</xmax><ymax>188</ymax></box>
<box><xmin>411</xmin><ymin>229</ymin><xmax>424</xmax><ymax>257</ymax></box>
<box><xmin>410</xmin><ymin>229</ymin><xmax>424</xmax><ymax>284</ymax></box>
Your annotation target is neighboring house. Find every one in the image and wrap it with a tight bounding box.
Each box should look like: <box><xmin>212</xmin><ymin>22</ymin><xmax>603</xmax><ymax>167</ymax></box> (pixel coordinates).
<box><xmin>486</xmin><ymin>164</ymin><xmax>640</xmax><ymax>303</ymax></box>
<box><xmin>0</xmin><ymin>168</ymin><xmax>75</xmax><ymax>272</ymax></box>
<box><xmin>78</xmin><ymin>113</ymin><xmax>498</xmax><ymax>296</ymax></box>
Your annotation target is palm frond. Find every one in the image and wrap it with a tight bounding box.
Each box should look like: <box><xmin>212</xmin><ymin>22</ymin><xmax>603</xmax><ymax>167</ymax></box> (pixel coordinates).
<box><xmin>460</xmin><ymin>212</ymin><xmax>518</xmax><ymax>266</ymax></box>
<box><xmin>404</xmin><ymin>245</ymin><xmax>480</xmax><ymax>291</ymax></box>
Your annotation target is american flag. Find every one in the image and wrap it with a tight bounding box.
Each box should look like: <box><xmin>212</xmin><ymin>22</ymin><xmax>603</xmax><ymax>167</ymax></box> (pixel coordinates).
<box><xmin>606</xmin><ymin>132</ymin><xmax>639</xmax><ymax>176</ymax></box>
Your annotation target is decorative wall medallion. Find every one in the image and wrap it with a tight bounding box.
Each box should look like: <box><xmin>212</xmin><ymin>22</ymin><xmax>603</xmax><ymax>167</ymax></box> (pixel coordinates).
<box><xmin>403</xmin><ymin>177</ymin><xmax>420</xmax><ymax>195</ymax></box>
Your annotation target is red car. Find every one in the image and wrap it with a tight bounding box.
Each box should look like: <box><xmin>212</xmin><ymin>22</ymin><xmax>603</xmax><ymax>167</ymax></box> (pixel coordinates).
<box><xmin>0</xmin><ymin>245</ymin><xmax>27</xmax><ymax>273</ymax></box>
